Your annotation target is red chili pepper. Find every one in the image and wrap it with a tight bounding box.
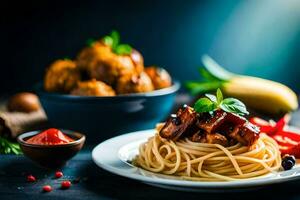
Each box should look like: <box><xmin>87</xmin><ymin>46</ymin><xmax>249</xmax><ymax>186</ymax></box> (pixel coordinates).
<box><xmin>42</xmin><ymin>185</ymin><xmax>52</xmax><ymax>192</ymax></box>
<box><xmin>249</xmin><ymin>117</ymin><xmax>274</xmax><ymax>133</ymax></box>
<box><xmin>270</xmin><ymin>115</ymin><xmax>290</xmax><ymax>135</ymax></box>
<box><xmin>276</xmin><ymin>130</ymin><xmax>300</xmax><ymax>141</ymax></box>
<box><xmin>280</xmin><ymin>144</ymin><xmax>300</xmax><ymax>158</ymax></box>
<box><xmin>61</xmin><ymin>180</ymin><xmax>71</xmax><ymax>189</ymax></box>
<box><xmin>250</xmin><ymin>115</ymin><xmax>300</xmax><ymax>158</ymax></box>
<box><xmin>250</xmin><ymin>115</ymin><xmax>290</xmax><ymax>135</ymax></box>
<box><xmin>273</xmin><ymin>135</ymin><xmax>298</xmax><ymax>147</ymax></box>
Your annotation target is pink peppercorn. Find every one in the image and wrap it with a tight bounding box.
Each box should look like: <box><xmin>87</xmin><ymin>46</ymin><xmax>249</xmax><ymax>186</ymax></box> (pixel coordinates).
<box><xmin>61</xmin><ymin>180</ymin><xmax>71</xmax><ymax>189</ymax></box>
<box><xmin>27</xmin><ymin>175</ymin><xmax>36</xmax><ymax>182</ymax></box>
<box><xmin>55</xmin><ymin>171</ymin><xmax>63</xmax><ymax>178</ymax></box>
<box><xmin>42</xmin><ymin>185</ymin><xmax>52</xmax><ymax>192</ymax></box>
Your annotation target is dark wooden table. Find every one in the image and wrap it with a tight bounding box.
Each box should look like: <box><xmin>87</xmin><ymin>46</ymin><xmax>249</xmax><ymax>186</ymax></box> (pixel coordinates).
<box><xmin>1</xmin><ymin>95</ymin><xmax>300</xmax><ymax>199</ymax></box>
<box><xmin>1</xmin><ymin>147</ymin><xmax>300</xmax><ymax>200</ymax></box>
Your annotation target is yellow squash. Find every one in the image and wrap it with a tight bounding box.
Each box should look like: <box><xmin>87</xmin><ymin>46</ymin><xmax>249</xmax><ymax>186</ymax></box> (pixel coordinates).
<box><xmin>222</xmin><ymin>76</ymin><xmax>298</xmax><ymax>114</ymax></box>
<box><xmin>200</xmin><ymin>55</ymin><xmax>298</xmax><ymax>115</ymax></box>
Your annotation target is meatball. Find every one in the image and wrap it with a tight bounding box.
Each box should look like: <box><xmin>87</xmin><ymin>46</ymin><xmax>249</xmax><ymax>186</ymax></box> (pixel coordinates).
<box><xmin>130</xmin><ymin>49</ymin><xmax>144</xmax><ymax>74</ymax></box>
<box><xmin>71</xmin><ymin>79</ymin><xmax>116</xmax><ymax>96</ymax></box>
<box><xmin>144</xmin><ymin>66</ymin><xmax>172</xmax><ymax>89</ymax></box>
<box><xmin>76</xmin><ymin>42</ymin><xmax>111</xmax><ymax>71</ymax></box>
<box><xmin>76</xmin><ymin>42</ymin><xmax>144</xmax><ymax>85</ymax></box>
<box><xmin>116</xmin><ymin>72</ymin><xmax>154</xmax><ymax>94</ymax></box>
<box><xmin>44</xmin><ymin>59</ymin><xmax>81</xmax><ymax>93</ymax></box>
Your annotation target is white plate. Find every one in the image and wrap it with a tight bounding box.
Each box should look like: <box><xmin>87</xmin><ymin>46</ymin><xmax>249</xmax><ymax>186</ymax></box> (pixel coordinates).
<box><xmin>92</xmin><ymin>129</ymin><xmax>300</xmax><ymax>192</ymax></box>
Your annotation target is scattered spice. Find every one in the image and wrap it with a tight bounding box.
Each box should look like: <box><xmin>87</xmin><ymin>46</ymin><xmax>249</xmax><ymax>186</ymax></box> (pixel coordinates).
<box><xmin>27</xmin><ymin>175</ymin><xmax>36</xmax><ymax>182</ymax></box>
<box><xmin>26</xmin><ymin>172</ymin><xmax>78</xmax><ymax>193</ymax></box>
<box><xmin>55</xmin><ymin>171</ymin><xmax>63</xmax><ymax>178</ymax></box>
<box><xmin>42</xmin><ymin>185</ymin><xmax>52</xmax><ymax>192</ymax></box>
<box><xmin>61</xmin><ymin>180</ymin><xmax>71</xmax><ymax>189</ymax></box>
<box><xmin>26</xmin><ymin>128</ymin><xmax>74</xmax><ymax>145</ymax></box>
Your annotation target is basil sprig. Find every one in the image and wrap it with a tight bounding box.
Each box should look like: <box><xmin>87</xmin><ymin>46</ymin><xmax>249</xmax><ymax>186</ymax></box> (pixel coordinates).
<box><xmin>185</xmin><ymin>55</ymin><xmax>235</xmax><ymax>95</ymax></box>
<box><xmin>102</xmin><ymin>30</ymin><xmax>132</xmax><ymax>55</ymax></box>
<box><xmin>185</xmin><ymin>68</ymin><xmax>225</xmax><ymax>95</ymax></box>
<box><xmin>0</xmin><ymin>136</ymin><xmax>22</xmax><ymax>155</ymax></box>
<box><xmin>86</xmin><ymin>39</ymin><xmax>94</xmax><ymax>47</ymax></box>
<box><xmin>194</xmin><ymin>89</ymin><xmax>249</xmax><ymax>116</ymax></box>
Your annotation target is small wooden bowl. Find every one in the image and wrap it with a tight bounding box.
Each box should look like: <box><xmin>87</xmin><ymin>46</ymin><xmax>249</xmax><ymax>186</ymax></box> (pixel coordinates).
<box><xmin>17</xmin><ymin>129</ymin><xmax>85</xmax><ymax>168</ymax></box>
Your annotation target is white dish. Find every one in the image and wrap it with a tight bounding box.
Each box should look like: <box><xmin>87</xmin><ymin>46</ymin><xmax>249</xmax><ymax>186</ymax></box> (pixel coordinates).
<box><xmin>92</xmin><ymin>129</ymin><xmax>300</xmax><ymax>192</ymax></box>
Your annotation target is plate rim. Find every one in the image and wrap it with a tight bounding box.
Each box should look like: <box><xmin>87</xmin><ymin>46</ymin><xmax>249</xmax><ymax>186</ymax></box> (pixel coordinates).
<box><xmin>92</xmin><ymin>128</ymin><xmax>300</xmax><ymax>189</ymax></box>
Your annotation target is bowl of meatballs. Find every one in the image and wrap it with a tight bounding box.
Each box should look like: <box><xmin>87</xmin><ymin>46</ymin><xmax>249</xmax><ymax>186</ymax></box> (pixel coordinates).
<box><xmin>36</xmin><ymin>31</ymin><xmax>180</xmax><ymax>142</ymax></box>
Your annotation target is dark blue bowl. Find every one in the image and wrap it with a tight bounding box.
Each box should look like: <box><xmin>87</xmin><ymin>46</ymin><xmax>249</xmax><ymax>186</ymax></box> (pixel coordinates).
<box><xmin>35</xmin><ymin>81</ymin><xmax>180</xmax><ymax>143</ymax></box>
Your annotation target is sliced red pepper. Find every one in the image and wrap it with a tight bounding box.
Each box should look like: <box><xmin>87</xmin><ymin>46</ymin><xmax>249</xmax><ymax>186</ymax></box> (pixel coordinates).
<box><xmin>249</xmin><ymin>117</ymin><xmax>269</xmax><ymax>126</ymax></box>
<box><xmin>250</xmin><ymin>115</ymin><xmax>290</xmax><ymax>135</ymax></box>
<box><xmin>249</xmin><ymin>117</ymin><xmax>275</xmax><ymax>133</ymax></box>
<box><xmin>273</xmin><ymin>135</ymin><xmax>298</xmax><ymax>147</ymax></box>
<box><xmin>275</xmin><ymin>130</ymin><xmax>300</xmax><ymax>141</ymax></box>
<box><xmin>279</xmin><ymin>144</ymin><xmax>300</xmax><ymax>158</ymax></box>
<box><xmin>269</xmin><ymin>114</ymin><xmax>290</xmax><ymax>135</ymax></box>
<box><xmin>250</xmin><ymin>115</ymin><xmax>300</xmax><ymax>158</ymax></box>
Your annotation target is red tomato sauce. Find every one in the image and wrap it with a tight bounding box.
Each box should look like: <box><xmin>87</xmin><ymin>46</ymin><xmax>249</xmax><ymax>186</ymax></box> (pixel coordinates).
<box><xmin>26</xmin><ymin>128</ymin><xmax>74</xmax><ymax>145</ymax></box>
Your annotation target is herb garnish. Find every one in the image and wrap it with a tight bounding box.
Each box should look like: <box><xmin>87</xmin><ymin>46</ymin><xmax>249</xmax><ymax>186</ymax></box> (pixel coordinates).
<box><xmin>86</xmin><ymin>38</ymin><xmax>96</xmax><ymax>47</ymax></box>
<box><xmin>194</xmin><ymin>89</ymin><xmax>249</xmax><ymax>116</ymax></box>
<box><xmin>185</xmin><ymin>55</ymin><xmax>235</xmax><ymax>95</ymax></box>
<box><xmin>102</xmin><ymin>30</ymin><xmax>132</xmax><ymax>55</ymax></box>
<box><xmin>0</xmin><ymin>136</ymin><xmax>22</xmax><ymax>155</ymax></box>
<box><xmin>63</xmin><ymin>56</ymin><xmax>71</xmax><ymax>60</ymax></box>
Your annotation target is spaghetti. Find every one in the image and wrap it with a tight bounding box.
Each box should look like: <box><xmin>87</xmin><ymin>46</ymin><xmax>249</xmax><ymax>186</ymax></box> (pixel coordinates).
<box><xmin>134</xmin><ymin>131</ymin><xmax>281</xmax><ymax>181</ymax></box>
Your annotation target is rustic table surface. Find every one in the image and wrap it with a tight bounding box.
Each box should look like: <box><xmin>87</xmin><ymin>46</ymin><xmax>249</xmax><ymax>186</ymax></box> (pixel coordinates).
<box><xmin>2</xmin><ymin>147</ymin><xmax>300</xmax><ymax>200</ymax></box>
<box><xmin>1</xmin><ymin>95</ymin><xmax>300</xmax><ymax>199</ymax></box>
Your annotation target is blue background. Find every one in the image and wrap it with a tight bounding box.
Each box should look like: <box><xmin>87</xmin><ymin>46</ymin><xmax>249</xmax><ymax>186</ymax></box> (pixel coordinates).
<box><xmin>1</xmin><ymin>0</ymin><xmax>300</xmax><ymax>92</ymax></box>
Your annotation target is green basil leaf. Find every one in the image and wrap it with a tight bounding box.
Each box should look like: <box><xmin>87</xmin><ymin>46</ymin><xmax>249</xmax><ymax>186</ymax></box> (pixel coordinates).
<box><xmin>86</xmin><ymin>38</ymin><xmax>96</xmax><ymax>47</ymax></box>
<box><xmin>221</xmin><ymin>98</ymin><xmax>249</xmax><ymax>115</ymax></box>
<box><xmin>198</xmin><ymin>68</ymin><xmax>222</xmax><ymax>81</ymax></box>
<box><xmin>216</xmin><ymin>88</ymin><xmax>223</xmax><ymax>104</ymax></box>
<box><xmin>63</xmin><ymin>57</ymin><xmax>71</xmax><ymax>60</ymax></box>
<box><xmin>219</xmin><ymin>104</ymin><xmax>235</xmax><ymax>113</ymax></box>
<box><xmin>205</xmin><ymin>94</ymin><xmax>217</xmax><ymax>103</ymax></box>
<box><xmin>194</xmin><ymin>97</ymin><xmax>216</xmax><ymax>113</ymax></box>
<box><xmin>202</xmin><ymin>55</ymin><xmax>235</xmax><ymax>81</ymax></box>
<box><xmin>103</xmin><ymin>36</ymin><xmax>113</xmax><ymax>46</ymax></box>
<box><xmin>11</xmin><ymin>147</ymin><xmax>20</xmax><ymax>155</ymax></box>
<box><xmin>185</xmin><ymin>81</ymin><xmax>224</xmax><ymax>95</ymax></box>
<box><xmin>114</xmin><ymin>44</ymin><xmax>132</xmax><ymax>55</ymax></box>
<box><xmin>0</xmin><ymin>136</ymin><xmax>22</xmax><ymax>155</ymax></box>
<box><xmin>110</xmin><ymin>30</ymin><xmax>120</xmax><ymax>49</ymax></box>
